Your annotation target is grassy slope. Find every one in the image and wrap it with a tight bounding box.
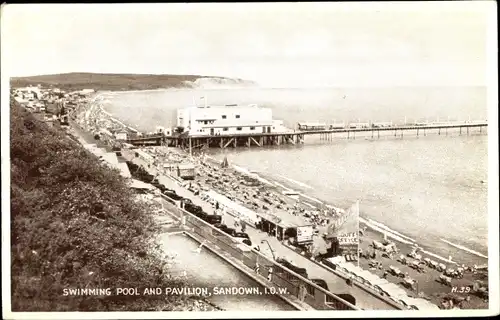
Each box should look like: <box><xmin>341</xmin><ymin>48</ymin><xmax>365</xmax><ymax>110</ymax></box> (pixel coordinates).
<box><xmin>9</xmin><ymin>101</ymin><xmax>203</xmax><ymax>311</ymax></box>
<box><xmin>10</xmin><ymin>72</ymin><xmax>251</xmax><ymax>91</ymax></box>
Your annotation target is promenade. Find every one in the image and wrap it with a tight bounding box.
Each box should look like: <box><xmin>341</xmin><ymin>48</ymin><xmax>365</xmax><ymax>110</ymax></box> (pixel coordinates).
<box><xmin>122</xmin><ymin>149</ymin><xmax>399</xmax><ymax>310</ymax></box>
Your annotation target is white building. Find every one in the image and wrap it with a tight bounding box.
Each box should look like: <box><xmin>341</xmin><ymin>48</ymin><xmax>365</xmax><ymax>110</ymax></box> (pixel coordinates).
<box><xmin>176</xmin><ymin>104</ymin><xmax>288</xmax><ymax>136</ymax></box>
<box><xmin>115</xmin><ymin>130</ymin><xmax>128</xmax><ymax>141</ymax></box>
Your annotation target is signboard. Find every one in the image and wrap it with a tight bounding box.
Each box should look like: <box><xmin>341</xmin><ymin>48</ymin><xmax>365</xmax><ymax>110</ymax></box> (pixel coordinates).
<box><xmin>338</xmin><ymin>232</ymin><xmax>359</xmax><ymax>245</ymax></box>
<box><xmin>296</xmin><ymin>226</ymin><xmax>314</xmax><ymax>244</ymax></box>
<box><xmin>327</xmin><ymin>201</ymin><xmax>360</xmax><ymax>257</ymax></box>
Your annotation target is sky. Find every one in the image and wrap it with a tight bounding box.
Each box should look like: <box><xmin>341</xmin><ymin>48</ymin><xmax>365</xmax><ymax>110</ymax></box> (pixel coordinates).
<box><xmin>1</xmin><ymin>2</ymin><xmax>496</xmax><ymax>87</ymax></box>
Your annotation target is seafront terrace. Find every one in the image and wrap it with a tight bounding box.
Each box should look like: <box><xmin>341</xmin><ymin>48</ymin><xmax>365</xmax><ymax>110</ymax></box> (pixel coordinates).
<box><xmin>122</xmin><ymin>149</ymin><xmax>401</xmax><ymax>310</ymax></box>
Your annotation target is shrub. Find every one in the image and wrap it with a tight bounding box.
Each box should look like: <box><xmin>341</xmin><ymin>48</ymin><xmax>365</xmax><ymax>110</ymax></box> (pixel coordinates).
<box><xmin>10</xmin><ymin>102</ymin><xmax>197</xmax><ymax>311</ymax></box>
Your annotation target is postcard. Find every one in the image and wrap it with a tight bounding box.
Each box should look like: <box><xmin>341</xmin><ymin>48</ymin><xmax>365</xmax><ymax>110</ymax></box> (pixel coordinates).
<box><xmin>1</xmin><ymin>2</ymin><xmax>498</xmax><ymax>319</ymax></box>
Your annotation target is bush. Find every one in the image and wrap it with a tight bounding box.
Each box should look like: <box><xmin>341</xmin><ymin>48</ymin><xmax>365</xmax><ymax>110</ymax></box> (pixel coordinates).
<box><xmin>10</xmin><ymin>102</ymin><xmax>198</xmax><ymax>311</ymax></box>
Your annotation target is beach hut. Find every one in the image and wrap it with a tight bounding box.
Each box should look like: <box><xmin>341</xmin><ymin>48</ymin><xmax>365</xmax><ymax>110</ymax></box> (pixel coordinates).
<box><xmin>177</xmin><ymin>163</ymin><xmax>196</xmax><ymax>180</ymax></box>
<box><xmin>277</xmin><ymin>213</ymin><xmax>314</xmax><ymax>244</ymax></box>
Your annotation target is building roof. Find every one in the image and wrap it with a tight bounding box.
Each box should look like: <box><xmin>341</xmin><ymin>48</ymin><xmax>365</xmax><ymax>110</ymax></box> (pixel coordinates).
<box><xmin>272</xmin><ymin>210</ymin><xmax>311</xmax><ymax>228</ymax></box>
<box><xmin>204</xmin><ymin>189</ymin><xmax>260</xmax><ymax>224</ymax></box>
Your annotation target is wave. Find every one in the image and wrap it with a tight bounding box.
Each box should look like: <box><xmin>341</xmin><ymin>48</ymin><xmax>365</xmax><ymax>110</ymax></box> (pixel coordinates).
<box><xmin>419</xmin><ymin>249</ymin><xmax>458</xmax><ymax>265</ymax></box>
<box><xmin>300</xmin><ymin>194</ymin><xmax>324</xmax><ymax>205</ymax></box>
<box><xmin>440</xmin><ymin>239</ymin><xmax>488</xmax><ymax>259</ymax></box>
<box><xmin>359</xmin><ymin>217</ymin><xmax>415</xmax><ymax>245</ymax></box>
<box><xmin>366</xmin><ymin>219</ymin><xmax>417</xmax><ymax>243</ymax></box>
<box><xmin>278</xmin><ymin>175</ymin><xmax>313</xmax><ymax>189</ymax></box>
<box><xmin>272</xmin><ymin>181</ymin><xmax>292</xmax><ymax>191</ymax></box>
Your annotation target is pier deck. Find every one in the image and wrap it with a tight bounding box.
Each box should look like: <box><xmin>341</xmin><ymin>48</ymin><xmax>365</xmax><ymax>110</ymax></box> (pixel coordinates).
<box><xmin>126</xmin><ymin>121</ymin><xmax>488</xmax><ymax>148</ymax></box>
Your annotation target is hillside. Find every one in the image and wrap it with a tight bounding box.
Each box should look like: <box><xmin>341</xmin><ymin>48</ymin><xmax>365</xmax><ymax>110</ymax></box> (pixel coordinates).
<box><xmin>9</xmin><ymin>101</ymin><xmax>216</xmax><ymax>311</ymax></box>
<box><xmin>10</xmin><ymin>72</ymin><xmax>256</xmax><ymax>91</ymax></box>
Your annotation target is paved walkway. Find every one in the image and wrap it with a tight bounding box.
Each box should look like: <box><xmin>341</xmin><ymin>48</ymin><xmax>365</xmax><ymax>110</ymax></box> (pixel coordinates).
<box><xmin>123</xmin><ymin>150</ymin><xmax>398</xmax><ymax>310</ymax></box>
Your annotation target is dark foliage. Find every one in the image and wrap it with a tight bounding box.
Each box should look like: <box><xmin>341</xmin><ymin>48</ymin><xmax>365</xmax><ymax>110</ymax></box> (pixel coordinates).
<box><xmin>10</xmin><ymin>102</ymin><xmax>196</xmax><ymax>311</ymax></box>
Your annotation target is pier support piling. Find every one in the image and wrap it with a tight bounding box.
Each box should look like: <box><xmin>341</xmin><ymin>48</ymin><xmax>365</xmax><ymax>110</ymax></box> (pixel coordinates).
<box><xmin>189</xmin><ymin>137</ymin><xmax>192</xmax><ymax>157</ymax></box>
<box><xmin>251</xmin><ymin>137</ymin><xmax>262</xmax><ymax>147</ymax></box>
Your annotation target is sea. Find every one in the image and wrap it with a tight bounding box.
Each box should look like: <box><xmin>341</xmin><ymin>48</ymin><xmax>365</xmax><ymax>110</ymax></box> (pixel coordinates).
<box><xmin>101</xmin><ymin>86</ymin><xmax>489</xmax><ymax>266</ymax></box>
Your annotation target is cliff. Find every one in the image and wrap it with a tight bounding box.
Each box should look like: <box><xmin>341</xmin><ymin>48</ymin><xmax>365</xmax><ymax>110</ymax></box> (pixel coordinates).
<box><xmin>10</xmin><ymin>72</ymin><xmax>257</xmax><ymax>91</ymax></box>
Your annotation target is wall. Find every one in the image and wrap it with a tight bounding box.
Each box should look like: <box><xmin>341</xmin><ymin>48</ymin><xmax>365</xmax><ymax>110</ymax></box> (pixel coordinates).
<box><xmin>161</xmin><ymin>194</ymin><xmax>359</xmax><ymax>311</ymax></box>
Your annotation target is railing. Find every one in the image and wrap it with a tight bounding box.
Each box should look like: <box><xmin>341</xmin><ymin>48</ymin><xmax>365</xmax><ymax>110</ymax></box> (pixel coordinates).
<box><xmin>160</xmin><ymin>194</ymin><xmax>359</xmax><ymax>310</ymax></box>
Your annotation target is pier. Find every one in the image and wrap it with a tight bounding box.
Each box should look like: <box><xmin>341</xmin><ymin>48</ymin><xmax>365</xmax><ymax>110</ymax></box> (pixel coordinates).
<box><xmin>126</xmin><ymin>120</ymin><xmax>488</xmax><ymax>149</ymax></box>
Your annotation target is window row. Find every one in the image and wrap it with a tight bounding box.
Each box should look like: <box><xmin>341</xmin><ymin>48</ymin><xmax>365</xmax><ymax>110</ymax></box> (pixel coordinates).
<box><xmin>221</xmin><ymin>115</ymin><xmax>240</xmax><ymax>119</ymax></box>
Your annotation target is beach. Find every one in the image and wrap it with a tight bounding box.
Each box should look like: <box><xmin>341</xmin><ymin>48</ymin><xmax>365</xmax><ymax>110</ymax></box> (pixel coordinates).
<box><xmin>71</xmin><ymin>91</ymin><xmax>489</xmax><ymax>309</ymax></box>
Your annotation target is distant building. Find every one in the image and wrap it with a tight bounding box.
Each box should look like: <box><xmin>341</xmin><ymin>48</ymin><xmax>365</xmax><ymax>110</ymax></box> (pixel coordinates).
<box><xmin>115</xmin><ymin>130</ymin><xmax>128</xmax><ymax>141</ymax></box>
<box><xmin>176</xmin><ymin>104</ymin><xmax>288</xmax><ymax>136</ymax></box>
<box><xmin>155</xmin><ymin>126</ymin><xmax>172</xmax><ymax>136</ymax></box>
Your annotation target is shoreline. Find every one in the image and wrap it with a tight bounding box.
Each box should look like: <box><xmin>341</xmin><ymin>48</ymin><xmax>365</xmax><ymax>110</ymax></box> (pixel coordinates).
<box><xmin>205</xmin><ymin>151</ymin><xmax>488</xmax><ymax>265</ymax></box>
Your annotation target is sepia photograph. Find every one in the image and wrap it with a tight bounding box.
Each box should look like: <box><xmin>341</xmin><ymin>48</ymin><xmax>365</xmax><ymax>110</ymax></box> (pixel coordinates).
<box><xmin>1</xmin><ymin>2</ymin><xmax>498</xmax><ymax>318</ymax></box>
